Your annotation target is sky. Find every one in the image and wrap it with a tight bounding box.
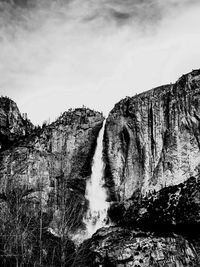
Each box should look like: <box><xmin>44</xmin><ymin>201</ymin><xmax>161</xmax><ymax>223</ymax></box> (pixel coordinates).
<box><xmin>1</xmin><ymin>0</ymin><xmax>200</xmax><ymax>125</ymax></box>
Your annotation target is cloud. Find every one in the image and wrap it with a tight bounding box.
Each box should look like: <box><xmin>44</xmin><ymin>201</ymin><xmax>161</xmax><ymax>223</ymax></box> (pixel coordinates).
<box><xmin>0</xmin><ymin>0</ymin><xmax>198</xmax><ymax>29</ymax></box>
<box><xmin>0</xmin><ymin>0</ymin><xmax>200</xmax><ymax>124</ymax></box>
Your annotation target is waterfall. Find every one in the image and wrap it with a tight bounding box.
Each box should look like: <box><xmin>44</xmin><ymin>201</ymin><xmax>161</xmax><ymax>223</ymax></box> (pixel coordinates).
<box><xmin>83</xmin><ymin>121</ymin><xmax>109</xmax><ymax>238</ymax></box>
<box><xmin>49</xmin><ymin>121</ymin><xmax>109</xmax><ymax>245</ymax></box>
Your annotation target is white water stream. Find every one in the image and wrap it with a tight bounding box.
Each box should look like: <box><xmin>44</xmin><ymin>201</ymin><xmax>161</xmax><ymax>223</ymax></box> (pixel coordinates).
<box><xmin>83</xmin><ymin>121</ymin><xmax>109</xmax><ymax>238</ymax></box>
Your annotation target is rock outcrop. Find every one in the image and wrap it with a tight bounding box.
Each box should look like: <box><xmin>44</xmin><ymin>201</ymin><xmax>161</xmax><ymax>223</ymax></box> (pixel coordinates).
<box><xmin>0</xmin><ymin>96</ymin><xmax>33</xmax><ymax>150</ymax></box>
<box><xmin>83</xmin><ymin>227</ymin><xmax>199</xmax><ymax>266</ymax></box>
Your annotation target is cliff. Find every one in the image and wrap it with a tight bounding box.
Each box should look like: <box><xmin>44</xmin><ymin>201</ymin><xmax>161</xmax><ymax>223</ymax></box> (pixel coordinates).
<box><xmin>0</xmin><ymin>98</ymin><xmax>104</xmax><ymax>265</ymax></box>
<box><xmin>104</xmin><ymin>69</ymin><xmax>200</xmax><ymax>201</ymax></box>
<box><xmin>97</xmin><ymin>69</ymin><xmax>200</xmax><ymax>266</ymax></box>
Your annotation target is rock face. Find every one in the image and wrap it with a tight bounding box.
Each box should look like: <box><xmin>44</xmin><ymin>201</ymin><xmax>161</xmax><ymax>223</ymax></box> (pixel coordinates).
<box><xmin>98</xmin><ymin>69</ymin><xmax>200</xmax><ymax>266</ymax></box>
<box><xmin>84</xmin><ymin>227</ymin><xmax>199</xmax><ymax>267</ymax></box>
<box><xmin>0</xmin><ymin>106</ymin><xmax>103</xmax><ymax>188</ymax></box>
<box><xmin>104</xmin><ymin>69</ymin><xmax>200</xmax><ymax>202</ymax></box>
<box><xmin>0</xmin><ymin>103</ymin><xmax>104</xmax><ymax>225</ymax></box>
<box><xmin>0</xmin><ymin>98</ymin><xmax>104</xmax><ymax>266</ymax></box>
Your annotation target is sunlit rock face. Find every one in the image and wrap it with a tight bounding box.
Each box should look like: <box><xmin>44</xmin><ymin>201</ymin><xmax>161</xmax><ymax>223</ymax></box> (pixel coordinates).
<box><xmin>104</xmin><ymin>69</ymin><xmax>200</xmax><ymax>202</ymax></box>
<box><xmin>83</xmin><ymin>227</ymin><xmax>199</xmax><ymax>266</ymax></box>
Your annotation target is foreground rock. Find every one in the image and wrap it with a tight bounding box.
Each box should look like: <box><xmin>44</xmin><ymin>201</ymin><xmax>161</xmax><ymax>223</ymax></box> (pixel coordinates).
<box><xmin>83</xmin><ymin>227</ymin><xmax>199</xmax><ymax>267</ymax></box>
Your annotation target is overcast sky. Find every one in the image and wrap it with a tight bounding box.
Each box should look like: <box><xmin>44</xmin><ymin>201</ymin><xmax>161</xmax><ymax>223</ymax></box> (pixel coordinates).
<box><xmin>1</xmin><ymin>0</ymin><xmax>200</xmax><ymax>125</ymax></box>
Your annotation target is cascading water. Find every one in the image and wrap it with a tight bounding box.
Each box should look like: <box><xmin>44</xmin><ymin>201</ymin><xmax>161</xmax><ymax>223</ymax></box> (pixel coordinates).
<box><xmin>83</xmin><ymin>121</ymin><xmax>109</xmax><ymax>238</ymax></box>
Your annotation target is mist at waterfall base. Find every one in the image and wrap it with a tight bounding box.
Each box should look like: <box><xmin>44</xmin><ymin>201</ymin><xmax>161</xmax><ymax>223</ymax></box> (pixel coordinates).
<box><xmin>1</xmin><ymin>1</ymin><xmax>200</xmax><ymax>125</ymax></box>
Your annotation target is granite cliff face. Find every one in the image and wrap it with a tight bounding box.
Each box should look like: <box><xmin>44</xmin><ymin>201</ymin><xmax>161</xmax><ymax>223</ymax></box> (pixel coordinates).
<box><xmin>0</xmin><ymin>100</ymin><xmax>104</xmax><ymax>220</ymax></box>
<box><xmin>98</xmin><ymin>69</ymin><xmax>200</xmax><ymax>266</ymax></box>
<box><xmin>104</xmin><ymin>69</ymin><xmax>200</xmax><ymax>202</ymax></box>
